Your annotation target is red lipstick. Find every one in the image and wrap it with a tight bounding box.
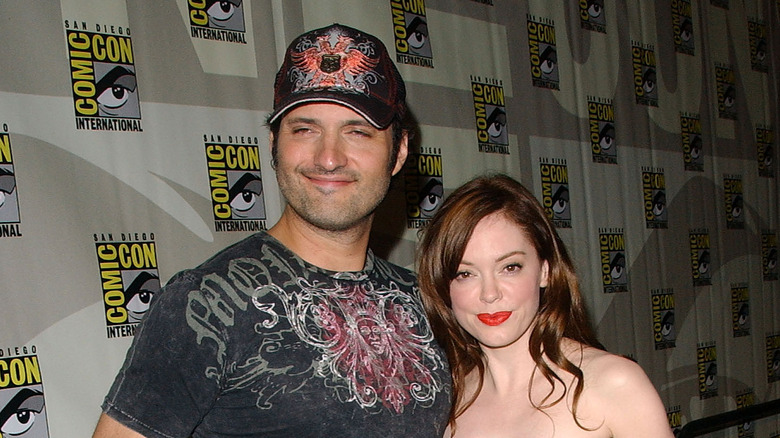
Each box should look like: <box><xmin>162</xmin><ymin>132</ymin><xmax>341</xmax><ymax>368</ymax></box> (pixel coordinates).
<box><xmin>477</xmin><ymin>311</ymin><xmax>512</xmax><ymax>326</ymax></box>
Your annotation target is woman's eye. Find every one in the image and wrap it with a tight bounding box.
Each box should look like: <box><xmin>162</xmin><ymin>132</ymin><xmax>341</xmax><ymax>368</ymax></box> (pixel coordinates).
<box><xmin>454</xmin><ymin>271</ymin><xmax>471</xmax><ymax>280</ymax></box>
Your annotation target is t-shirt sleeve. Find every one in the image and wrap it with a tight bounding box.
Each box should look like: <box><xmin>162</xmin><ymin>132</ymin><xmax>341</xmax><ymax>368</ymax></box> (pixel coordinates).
<box><xmin>101</xmin><ymin>270</ymin><xmax>227</xmax><ymax>438</ymax></box>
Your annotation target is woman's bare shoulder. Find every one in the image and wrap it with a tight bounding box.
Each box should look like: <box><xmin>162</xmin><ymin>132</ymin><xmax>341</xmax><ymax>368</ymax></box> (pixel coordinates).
<box><xmin>561</xmin><ymin>339</ymin><xmax>674</xmax><ymax>437</ymax></box>
<box><xmin>561</xmin><ymin>339</ymin><xmax>644</xmax><ymax>386</ymax></box>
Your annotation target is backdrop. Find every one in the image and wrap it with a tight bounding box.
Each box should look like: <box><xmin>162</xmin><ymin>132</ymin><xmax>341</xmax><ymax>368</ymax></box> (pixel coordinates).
<box><xmin>0</xmin><ymin>1</ymin><xmax>778</xmax><ymax>436</ymax></box>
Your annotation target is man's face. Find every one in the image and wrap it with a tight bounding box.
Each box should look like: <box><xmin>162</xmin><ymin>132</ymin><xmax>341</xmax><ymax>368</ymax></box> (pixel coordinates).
<box><xmin>272</xmin><ymin>103</ymin><xmax>407</xmax><ymax>232</ymax></box>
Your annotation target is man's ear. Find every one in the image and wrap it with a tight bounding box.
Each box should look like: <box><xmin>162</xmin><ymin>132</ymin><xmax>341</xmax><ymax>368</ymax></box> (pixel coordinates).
<box><xmin>391</xmin><ymin>131</ymin><xmax>409</xmax><ymax>176</ymax></box>
<box><xmin>268</xmin><ymin>132</ymin><xmax>277</xmax><ymax>169</ymax></box>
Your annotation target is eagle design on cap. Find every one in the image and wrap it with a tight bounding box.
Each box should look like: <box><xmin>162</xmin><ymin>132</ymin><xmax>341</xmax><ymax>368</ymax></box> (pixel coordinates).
<box><xmin>290</xmin><ymin>31</ymin><xmax>380</xmax><ymax>94</ymax></box>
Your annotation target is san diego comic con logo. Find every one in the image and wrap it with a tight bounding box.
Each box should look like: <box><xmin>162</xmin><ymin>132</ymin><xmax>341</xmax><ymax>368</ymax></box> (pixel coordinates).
<box><xmin>736</xmin><ymin>388</ymin><xmax>755</xmax><ymax>438</ymax></box>
<box><xmin>527</xmin><ymin>15</ymin><xmax>558</xmax><ymax>90</ymax></box>
<box><xmin>539</xmin><ymin>158</ymin><xmax>570</xmax><ymax>228</ymax></box>
<box><xmin>767</xmin><ymin>333</ymin><xmax>780</xmax><ymax>383</ymax></box>
<box><xmin>471</xmin><ymin>77</ymin><xmax>509</xmax><ymax>155</ymax></box>
<box><xmin>599</xmin><ymin>229</ymin><xmax>628</xmax><ymax>293</ymax></box>
<box><xmin>715</xmin><ymin>63</ymin><xmax>737</xmax><ymax>120</ymax></box>
<box><xmin>748</xmin><ymin>19</ymin><xmax>768</xmax><ymax>73</ymax></box>
<box><xmin>205</xmin><ymin>135</ymin><xmax>266</xmax><ymax>232</ymax></box>
<box><xmin>642</xmin><ymin>168</ymin><xmax>667</xmax><ymax>229</ymax></box>
<box><xmin>588</xmin><ymin>97</ymin><xmax>616</xmax><ymax>164</ymax></box>
<box><xmin>188</xmin><ymin>0</ymin><xmax>247</xmax><ymax>43</ymax></box>
<box><xmin>391</xmin><ymin>0</ymin><xmax>434</xmax><ymax>68</ymax></box>
<box><xmin>724</xmin><ymin>175</ymin><xmax>744</xmax><ymax>230</ymax></box>
<box><xmin>762</xmin><ymin>231</ymin><xmax>778</xmax><ymax>282</ymax></box>
<box><xmin>404</xmin><ymin>147</ymin><xmax>443</xmax><ymax>229</ymax></box>
<box><xmin>0</xmin><ymin>126</ymin><xmax>22</xmax><ymax>239</ymax></box>
<box><xmin>651</xmin><ymin>289</ymin><xmax>675</xmax><ymax>350</ymax></box>
<box><xmin>730</xmin><ymin>283</ymin><xmax>750</xmax><ymax>338</ymax></box>
<box><xmin>697</xmin><ymin>342</ymin><xmax>718</xmax><ymax>399</ymax></box>
<box><xmin>756</xmin><ymin>126</ymin><xmax>774</xmax><ymax>178</ymax></box>
<box><xmin>579</xmin><ymin>0</ymin><xmax>606</xmax><ymax>33</ymax></box>
<box><xmin>632</xmin><ymin>41</ymin><xmax>657</xmax><ymax>107</ymax></box>
<box><xmin>94</xmin><ymin>233</ymin><xmax>160</xmax><ymax>339</ymax></box>
<box><xmin>667</xmin><ymin>405</ymin><xmax>682</xmax><ymax>435</ymax></box>
<box><xmin>0</xmin><ymin>347</ymin><xmax>50</xmax><ymax>438</ymax></box>
<box><xmin>689</xmin><ymin>230</ymin><xmax>713</xmax><ymax>286</ymax></box>
<box><xmin>672</xmin><ymin>0</ymin><xmax>694</xmax><ymax>55</ymax></box>
<box><xmin>64</xmin><ymin>21</ymin><xmax>142</xmax><ymax>132</ymax></box>
<box><xmin>681</xmin><ymin>113</ymin><xmax>704</xmax><ymax>171</ymax></box>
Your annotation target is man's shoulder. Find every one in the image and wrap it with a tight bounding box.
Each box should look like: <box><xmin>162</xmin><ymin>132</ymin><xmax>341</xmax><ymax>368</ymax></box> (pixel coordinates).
<box><xmin>164</xmin><ymin>232</ymin><xmax>275</xmax><ymax>287</ymax></box>
<box><xmin>197</xmin><ymin>232</ymin><xmax>270</xmax><ymax>266</ymax></box>
<box><xmin>370</xmin><ymin>255</ymin><xmax>417</xmax><ymax>286</ymax></box>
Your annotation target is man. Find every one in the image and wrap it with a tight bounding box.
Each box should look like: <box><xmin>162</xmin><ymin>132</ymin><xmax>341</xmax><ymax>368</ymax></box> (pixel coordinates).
<box><xmin>92</xmin><ymin>23</ymin><xmax>451</xmax><ymax>437</ymax></box>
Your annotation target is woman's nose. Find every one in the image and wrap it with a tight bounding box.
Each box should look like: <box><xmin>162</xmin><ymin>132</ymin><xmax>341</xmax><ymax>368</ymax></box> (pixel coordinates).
<box><xmin>479</xmin><ymin>277</ymin><xmax>501</xmax><ymax>304</ymax></box>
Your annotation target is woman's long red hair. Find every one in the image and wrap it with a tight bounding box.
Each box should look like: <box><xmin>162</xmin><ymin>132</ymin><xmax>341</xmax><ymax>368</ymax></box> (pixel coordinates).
<box><xmin>416</xmin><ymin>174</ymin><xmax>603</xmax><ymax>433</ymax></box>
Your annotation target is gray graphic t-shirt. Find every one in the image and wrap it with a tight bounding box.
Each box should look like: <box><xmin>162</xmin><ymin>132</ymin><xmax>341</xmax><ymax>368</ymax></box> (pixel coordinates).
<box><xmin>102</xmin><ymin>232</ymin><xmax>451</xmax><ymax>437</ymax></box>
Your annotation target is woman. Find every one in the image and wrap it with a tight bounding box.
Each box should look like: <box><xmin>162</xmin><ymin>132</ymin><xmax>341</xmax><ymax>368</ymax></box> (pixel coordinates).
<box><xmin>418</xmin><ymin>174</ymin><xmax>673</xmax><ymax>437</ymax></box>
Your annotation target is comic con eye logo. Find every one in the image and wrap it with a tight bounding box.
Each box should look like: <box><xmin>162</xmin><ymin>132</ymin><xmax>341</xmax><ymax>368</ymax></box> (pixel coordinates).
<box><xmin>586</xmin><ymin>0</ymin><xmax>604</xmax><ymax>19</ymax></box>
<box><xmin>723</xmin><ymin>86</ymin><xmax>736</xmax><ymax>109</ymax></box>
<box><xmin>642</xmin><ymin>68</ymin><xmax>656</xmax><ymax>95</ymax></box>
<box><xmin>729</xmin><ymin>194</ymin><xmax>743</xmax><ymax>219</ymax></box>
<box><xmin>766</xmin><ymin>248</ymin><xmax>777</xmax><ymax>271</ymax></box>
<box><xmin>704</xmin><ymin>363</ymin><xmax>717</xmax><ymax>388</ymax></box>
<box><xmin>737</xmin><ymin>303</ymin><xmax>749</xmax><ymax>328</ymax></box>
<box><xmin>610</xmin><ymin>252</ymin><xmax>625</xmax><ymax>282</ymax></box>
<box><xmin>0</xmin><ymin>388</ymin><xmax>46</xmax><ymax>437</ymax></box>
<box><xmin>755</xmin><ymin>39</ymin><xmax>767</xmax><ymax>63</ymax></box>
<box><xmin>405</xmin><ymin>16</ymin><xmax>431</xmax><ymax>57</ymax></box>
<box><xmin>486</xmin><ymin>107</ymin><xmax>507</xmax><ymax>144</ymax></box>
<box><xmin>661</xmin><ymin>311</ymin><xmax>674</xmax><ymax>340</ymax></box>
<box><xmin>689</xmin><ymin>135</ymin><xmax>702</xmax><ymax>160</ymax></box>
<box><xmin>95</xmin><ymin>65</ymin><xmax>139</xmax><ymax>118</ymax></box>
<box><xmin>206</xmin><ymin>0</ymin><xmax>243</xmax><ymax>29</ymax></box>
<box><xmin>599</xmin><ymin>123</ymin><xmax>615</xmax><ymax>151</ymax></box>
<box><xmin>698</xmin><ymin>250</ymin><xmax>711</xmax><ymax>275</ymax></box>
<box><xmin>229</xmin><ymin>172</ymin><xmax>264</xmax><ymax>219</ymax></box>
<box><xmin>419</xmin><ymin>177</ymin><xmax>443</xmax><ymax>219</ymax></box>
<box><xmin>0</xmin><ymin>168</ymin><xmax>16</xmax><ymax>209</ymax></box>
<box><xmin>680</xmin><ymin>19</ymin><xmax>693</xmax><ymax>42</ymax></box>
<box><xmin>124</xmin><ymin>271</ymin><xmax>160</xmax><ymax>323</ymax></box>
<box><xmin>551</xmin><ymin>185</ymin><xmax>569</xmax><ymax>218</ymax></box>
<box><xmin>191</xmin><ymin>0</ymin><xmax>245</xmax><ymax>31</ymax></box>
<box><xmin>652</xmin><ymin>191</ymin><xmax>666</xmax><ymax>218</ymax></box>
<box><xmin>0</xmin><ymin>166</ymin><xmax>20</xmax><ymax>223</ymax></box>
<box><xmin>763</xmin><ymin>145</ymin><xmax>773</xmax><ymax>168</ymax></box>
<box><xmin>540</xmin><ymin>46</ymin><xmax>557</xmax><ymax>78</ymax></box>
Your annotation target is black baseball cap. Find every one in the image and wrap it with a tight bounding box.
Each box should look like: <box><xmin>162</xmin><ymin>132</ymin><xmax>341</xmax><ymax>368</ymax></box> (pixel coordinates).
<box><xmin>268</xmin><ymin>23</ymin><xmax>406</xmax><ymax>129</ymax></box>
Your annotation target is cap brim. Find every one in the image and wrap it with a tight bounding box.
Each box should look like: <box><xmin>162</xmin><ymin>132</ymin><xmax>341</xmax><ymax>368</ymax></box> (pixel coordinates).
<box><xmin>268</xmin><ymin>91</ymin><xmax>394</xmax><ymax>129</ymax></box>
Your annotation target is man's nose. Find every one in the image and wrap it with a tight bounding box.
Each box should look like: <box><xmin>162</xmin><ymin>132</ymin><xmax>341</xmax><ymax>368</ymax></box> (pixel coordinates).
<box><xmin>314</xmin><ymin>133</ymin><xmax>348</xmax><ymax>171</ymax></box>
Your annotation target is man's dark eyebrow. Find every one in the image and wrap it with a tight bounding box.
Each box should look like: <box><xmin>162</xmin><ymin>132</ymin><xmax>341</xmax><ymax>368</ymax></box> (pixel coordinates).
<box><xmin>283</xmin><ymin>117</ymin><xmax>376</xmax><ymax>129</ymax></box>
<box><xmin>282</xmin><ymin>116</ymin><xmax>316</xmax><ymax>125</ymax></box>
<box><xmin>342</xmin><ymin>119</ymin><xmax>374</xmax><ymax>128</ymax></box>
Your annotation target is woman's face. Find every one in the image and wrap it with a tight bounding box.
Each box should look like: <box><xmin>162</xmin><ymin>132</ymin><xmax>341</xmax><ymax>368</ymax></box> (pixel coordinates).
<box><xmin>449</xmin><ymin>213</ymin><xmax>549</xmax><ymax>350</ymax></box>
